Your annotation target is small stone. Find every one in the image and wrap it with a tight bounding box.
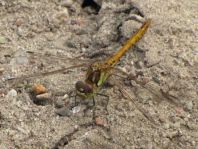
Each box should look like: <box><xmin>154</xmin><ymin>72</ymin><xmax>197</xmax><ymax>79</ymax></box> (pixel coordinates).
<box><xmin>0</xmin><ymin>67</ymin><xmax>4</xmax><ymax>73</ymax></box>
<box><xmin>136</xmin><ymin>61</ymin><xmax>144</xmax><ymax>69</ymax></box>
<box><xmin>56</xmin><ymin>8</ymin><xmax>69</xmax><ymax>23</ymax></box>
<box><xmin>72</xmin><ymin>106</ymin><xmax>81</xmax><ymax>114</ymax></box>
<box><xmin>55</xmin><ymin>97</ymin><xmax>66</xmax><ymax>108</ymax></box>
<box><xmin>163</xmin><ymin>123</ymin><xmax>170</xmax><ymax>129</ymax></box>
<box><xmin>167</xmin><ymin>130</ymin><xmax>181</xmax><ymax>139</ymax></box>
<box><xmin>172</xmin><ymin>122</ymin><xmax>181</xmax><ymax>129</ymax></box>
<box><xmin>162</xmin><ymin>138</ymin><xmax>171</xmax><ymax>148</ymax></box>
<box><xmin>15</xmin><ymin>18</ymin><xmax>25</xmax><ymax>26</ymax></box>
<box><xmin>185</xmin><ymin>101</ymin><xmax>193</xmax><ymax>112</ymax></box>
<box><xmin>175</xmin><ymin>107</ymin><xmax>186</xmax><ymax>118</ymax></box>
<box><xmin>16</xmin><ymin>27</ymin><xmax>25</xmax><ymax>37</ymax></box>
<box><xmin>159</xmin><ymin>114</ymin><xmax>167</xmax><ymax>123</ymax></box>
<box><xmin>61</xmin><ymin>0</ymin><xmax>74</xmax><ymax>7</ymax></box>
<box><xmin>6</xmin><ymin>89</ymin><xmax>17</xmax><ymax>98</ymax></box>
<box><xmin>45</xmin><ymin>32</ymin><xmax>55</xmax><ymax>41</ymax></box>
<box><xmin>95</xmin><ymin>117</ymin><xmax>105</xmax><ymax>126</ymax></box>
<box><xmin>0</xmin><ymin>93</ymin><xmax>5</xmax><ymax>97</ymax></box>
<box><xmin>36</xmin><ymin>92</ymin><xmax>52</xmax><ymax>100</ymax></box>
<box><xmin>140</xmin><ymin>77</ymin><xmax>150</xmax><ymax>85</ymax></box>
<box><xmin>128</xmin><ymin>71</ymin><xmax>136</xmax><ymax>80</ymax></box>
<box><xmin>55</xmin><ymin>107</ymin><xmax>71</xmax><ymax>116</ymax></box>
<box><xmin>130</xmin><ymin>80</ymin><xmax>138</xmax><ymax>87</ymax></box>
<box><xmin>186</xmin><ymin>122</ymin><xmax>198</xmax><ymax>130</ymax></box>
<box><xmin>137</xmin><ymin>89</ymin><xmax>152</xmax><ymax>103</ymax></box>
<box><xmin>63</xmin><ymin>94</ymin><xmax>69</xmax><ymax>99</ymax></box>
<box><xmin>135</xmin><ymin>70</ymin><xmax>144</xmax><ymax>76</ymax></box>
<box><xmin>34</xmin><ymin>92</ymin><xmax>52</xmax><ymax>106</ymax></box>
<box><xmin>153</xmin><ymin>76</ymin><xmax>161</xmax><ymax>84</ymax></box>
<box><xmin>32</xmin><ymin>84</ymin><xmax>46</xmax><ymax>95</ymax></box>
<box><xmin>0</xmin><ymin>36</ymin><xmax>7</xmax><ymax>44</ymax></box>
<box><xmin>74</xmin><ymin>125</ymin><xmax>79</xmax><ymax>130</ymax></box>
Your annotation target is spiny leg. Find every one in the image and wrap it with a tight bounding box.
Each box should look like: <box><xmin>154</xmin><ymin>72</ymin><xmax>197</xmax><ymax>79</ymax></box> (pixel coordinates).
<box><xmin>92</xmin><ymin>97</ymin><xmax>95</xmax><ymax>106</ymax></box>
<box><xmin>67</xmin><ymin>90</ymin><xmax>79</xmax><ymax>107</ymax></box>
<box><xmin>74</xmin><ymin>95</ymin><xmax>78</xmax><ymax>106</ymax></box>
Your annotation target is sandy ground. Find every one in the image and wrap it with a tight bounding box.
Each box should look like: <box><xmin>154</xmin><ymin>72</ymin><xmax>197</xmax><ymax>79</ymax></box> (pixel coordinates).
<box><xmin>0</xmin><ymin>0</ymin><xmax>198</xmax><ymax>148</ymax></box>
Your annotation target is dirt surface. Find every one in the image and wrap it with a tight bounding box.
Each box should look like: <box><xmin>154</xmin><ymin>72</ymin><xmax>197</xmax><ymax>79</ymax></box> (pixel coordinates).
<box><xmin>0</xmin><ymin>0</ymin><xmax>198</xmax><ymax>148</ymax></box>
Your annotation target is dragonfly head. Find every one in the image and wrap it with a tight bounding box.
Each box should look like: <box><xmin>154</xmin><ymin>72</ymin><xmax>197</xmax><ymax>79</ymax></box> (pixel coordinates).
<box><xmin>75</xmin><ymin>81</ymin><xmax>93</xmax><ymax>97</ymax></box>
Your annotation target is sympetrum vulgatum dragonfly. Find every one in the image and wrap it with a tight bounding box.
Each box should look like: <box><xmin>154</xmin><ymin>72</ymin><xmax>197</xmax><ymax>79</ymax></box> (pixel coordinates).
<box><xmin>1</xmin><ymin>18</ymin><xmax>171</xmax><ymax>124</ymax></box>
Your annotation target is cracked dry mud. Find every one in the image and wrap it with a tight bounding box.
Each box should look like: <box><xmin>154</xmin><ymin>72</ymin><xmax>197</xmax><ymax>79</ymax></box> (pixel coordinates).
<box><xmin>0</xmin><ymin>0</ymin><xmax>198</xmax><ymax>148</ymax></box>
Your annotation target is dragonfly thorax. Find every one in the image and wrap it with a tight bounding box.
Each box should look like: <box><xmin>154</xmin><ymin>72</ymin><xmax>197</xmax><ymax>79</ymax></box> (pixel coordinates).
<box><xmin>87</xmin><ymin>69</ymin><xmax>101</xmax><ymax>85</ymax></box>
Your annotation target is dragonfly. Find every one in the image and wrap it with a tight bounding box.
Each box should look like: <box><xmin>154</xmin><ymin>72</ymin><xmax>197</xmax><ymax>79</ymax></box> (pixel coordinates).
<box><xmin>75</xmin><ymin>19</ymin><xmax>151</xmax><ymax>105</ymax></box>
<box><xmin>2</xmin><ymin>19</ymin><xmax>152</xmax><ymax>107</ymax></box>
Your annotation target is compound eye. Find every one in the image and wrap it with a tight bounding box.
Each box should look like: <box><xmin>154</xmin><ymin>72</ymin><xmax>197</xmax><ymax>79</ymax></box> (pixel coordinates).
<box><xmin>75</xmin><ymin>81</ymin><xmax>93</xmax><ymax>93</ymax></box>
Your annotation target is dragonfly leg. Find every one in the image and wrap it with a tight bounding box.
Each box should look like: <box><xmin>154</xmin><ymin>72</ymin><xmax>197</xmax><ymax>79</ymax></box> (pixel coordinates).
<box><xmin>92</xmin><ymin>97</ymin><xmax>95</xmax><ymax>106</ymax></box>
<box><xmin>74</xmin><ymin>95</ymin><xmax>78</xmax><ymax>106</ymax></box>
<box><xmin>96</xmin><ymin>93</ymin><xmax>109</xmax><ymax>98</ymax></box>
<box><xmin>67</xmin><ymin>91</ymin><xmax>79</xmax><ymax>107</ymax></box>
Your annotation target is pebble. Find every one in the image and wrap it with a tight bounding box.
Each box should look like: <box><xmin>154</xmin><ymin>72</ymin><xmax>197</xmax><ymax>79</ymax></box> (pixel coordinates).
<box><xmin>153</xmin><ymin>75</ymin><xmax>161</xmax><ymax>84</ymax></box>
<box><xmin>32</xmin><ymin>84</ymin><xmax>46</xmax><ymax>95</ymax></box>
<box><xmin>16</xmin><ymin>27</ymin><xmax>25</xmax><ymax>37</ymax></box>
<box><xmin>55</xmin><ymin>94</ymin><xmax>70</xmax><ymax>108</ymax></box>
<box><xmin>139</xmin><ymin>77</ymin><xmax>150</xmax><ymax>85</ymax></box>
<box><xmin>163</xmin><ymin>123</ymin><xmax>170</xmax><ymax>129</ymax></box>
<box><xmin>0</xmin><ymin>36</ymin><xmax>7</xmax><ymax>44</ymax></box>
<box><xmin>72</xmin><ymin>106</ymin><xmax>81</xmax><ymax>114</ymax></box>
<box><xmin>162</xmin><ymin>138</ymin><xmax>171</xmax><ymax>148</ymax></box>
<box><xmin>15</xmin><ymin>18</ymin><xmax>25</xmax><ymax>26</ymax></box>
<box><xmin>167</xmin><ymin>130</ymin><xmax>182</xmax><ymax>139</ymax></box>
<box><xmin>136</xmin><ymin>61</ymin><xmax>144</xmax><ymax>69</ymax></box>
<box><xmin>55</xmin><ymin>107</ymin><xmax>71</xmax><ymax>116</ymax></box>
<box><xmin>128</xmin><ymin>71</ymin><xmax>137</xmax><ymax>80</ymax></box>
<box><xmin>0</xmin><ymin>67</ymin><xmax>4</xmax><ymax>73</ymax></box>
<box><xmin>172</xmin><ymin>122</ymin><xmax>181</xmax><ymax>129</ymax></box>
<box><xmin>61</xmin><ymin>0</ymin><xmax>74</xmax><ymax>7</ymax></box>
<box><xmin>175</xmin><ymin>107</ymin><xmax>186</xmax><ymax>118</ymax></box>
<box><xmin>6</xmin><ymin>89</ymin><xmax>17</xmax><ymax>98</ymax></box>
<box><xmin>33</xmin><ymin>91</ymin><xmax>52</xmax><ymax>106</ymax></box>
<box><xmin>185</xmin><ymin>101</ymin><xmax>193</xmax><ymax>111</ymax></box>
<box><xmin>54</xmin><ymin>97</ymin><xmax>66</xmax><ymax>108</ymax></box>
<box><xmin>186</xmin><ymin>122</ymin><xmax>198</xmax><ymax>130</ymax></box>
<box><xmin>137</xmin><ymin>89</ymin><xmax>152</xmax><ymax>104</ymax></box>
<box><xmin>36</xmin><ymin>92</ymin><xmax>52</xmax><ymax>100</ymax></box>
<box><xmin>130</xmin><ymin>80</ymin><xmax>138</xmax><ymax>87</ymax></box>
<box><xmin>95</xmin><ymin>117</ymin><xmax>106</xmax><ymax>126</ymax></box>
<box><xmin>55</xmin><ymin>8</ymin><xmax>70</xmax><ymax>23</ymax></box>
<box><xmin>158</xmin><ymin>114</ymin><xmax>167</xmax><ymax>123</ymax></box>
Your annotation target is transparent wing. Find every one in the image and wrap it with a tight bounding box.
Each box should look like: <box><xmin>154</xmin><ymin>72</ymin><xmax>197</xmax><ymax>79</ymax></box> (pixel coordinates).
<box><xmin>0</xmin><ymin>50</ymin><xmax>91</xmax><ymax>92</ymax></box>
<box><xmin>1</xmin><ymin>48</ymin><xmax>114</xmax><ymax>93</ymax></box>
<box><xmin>110</xmin><ymin>68</ymin><xmax>183</xmax><ymax>132</ymax></box>
<box><xmin>109</xmin><ymin>76</ymin><xmax>162</xmax><ymax>128</ymax></box>
<box><xmin>1</xmin><ymin>49</ymin><xmax>112</xmax><ymax>80</ymax></box>
<box><xmin>2</xmin><ymin>51</ymin><xmax>83</xmax><ymax>78</ymax></box>
<box><xmin>110</xmin><ymin>67</ymin><xmax>179</xmax><ymax>106</ymax></box>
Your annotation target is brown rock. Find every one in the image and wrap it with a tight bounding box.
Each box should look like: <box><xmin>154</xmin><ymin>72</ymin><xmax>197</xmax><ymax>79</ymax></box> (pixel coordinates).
<box><xmin>32</xmin><ymin>84</ymin><xmax>46</xmax><ymax>95</ymax></box>
<box><xmin>0</xmin><ymin>67</ymin><xmax>4</xmax><ymax>73</ymax></box>
<box><xmin>15</xmin><ymin>18</ymin><xmax>25</xmax><ymax>26</ymax></box>
<box><xmin>95</xmin><ymin>117</ymin><xmax>105</xmax><ymax>126</ymax></box>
